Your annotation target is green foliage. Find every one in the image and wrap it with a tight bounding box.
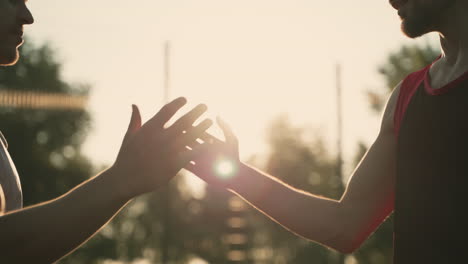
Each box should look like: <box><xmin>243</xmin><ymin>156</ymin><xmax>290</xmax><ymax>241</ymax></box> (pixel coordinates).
<box><xmin>0</xmin><ymin>39</ymin><xmax>92</xmax><ymax>204</ymax></box>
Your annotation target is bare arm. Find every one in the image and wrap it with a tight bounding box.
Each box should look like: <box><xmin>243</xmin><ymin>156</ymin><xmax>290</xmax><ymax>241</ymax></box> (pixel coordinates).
<box><xmin>187</xmin><ymin>84</ymin><xmax>400</xmax><ymax>253</ymax></box>
<box><xmin>0</xmin><ymin>99</ymin><xmax>212</xmax><ymax>263</ymax></box>
<box><xmin>0</xmin><ymin>169</ymin><xmax>128</xmax><ymax>263</ymax></box>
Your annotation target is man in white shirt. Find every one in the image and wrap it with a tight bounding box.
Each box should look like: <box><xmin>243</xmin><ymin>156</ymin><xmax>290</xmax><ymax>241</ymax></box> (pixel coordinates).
<box><xmin>0</xmin><ymin>131</ymin><xmax>22</xmax><ymax>212</ymax></box>
<box><xmin>0</xmin><ymin>1</ymin><xmax>212</xmax><ymax>263</ymax></box>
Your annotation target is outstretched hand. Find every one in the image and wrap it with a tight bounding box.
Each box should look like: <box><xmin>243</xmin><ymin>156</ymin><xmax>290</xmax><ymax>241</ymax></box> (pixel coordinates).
<box><xmin>185</xmin><ymin>117</ymin><xmax>242</xmax><ymax>189</ymax></box>
<box><xmin>111</xmin><ymin>97</ymin><xmax>213</xmax><ymax>199</ymax></box>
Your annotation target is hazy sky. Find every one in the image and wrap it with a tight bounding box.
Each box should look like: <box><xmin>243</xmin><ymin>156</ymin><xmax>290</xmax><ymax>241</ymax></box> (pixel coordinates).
<box><xmin>26</xmin><ymin>0</ymin><xmax>438</xmax><ymax>176</ymax></box>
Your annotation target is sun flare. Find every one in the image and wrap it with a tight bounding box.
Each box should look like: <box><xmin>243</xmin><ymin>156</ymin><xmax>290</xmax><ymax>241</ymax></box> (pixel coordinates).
<box><xmin>214</xmin><ymin>159</ymin><xmax>237</xmax><ymax>180</ymax></box>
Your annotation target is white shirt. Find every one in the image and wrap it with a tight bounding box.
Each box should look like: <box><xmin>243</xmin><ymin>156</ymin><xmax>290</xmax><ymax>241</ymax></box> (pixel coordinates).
<box><xmin>0</xmin><ymin>131</ymin><xmax>23</xmax><ymax>212</ymax></box>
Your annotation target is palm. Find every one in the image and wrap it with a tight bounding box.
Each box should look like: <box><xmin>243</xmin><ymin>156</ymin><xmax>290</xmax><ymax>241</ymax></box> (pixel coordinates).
<box><xmin>112</xmin><ymin>98</ymin><xmax>213</xmax><ymax>198</ymax></box>
<box><xmin>185</xmin><ymin>118</ymin><xmax>241</xmax><ymax>189</ymax></box>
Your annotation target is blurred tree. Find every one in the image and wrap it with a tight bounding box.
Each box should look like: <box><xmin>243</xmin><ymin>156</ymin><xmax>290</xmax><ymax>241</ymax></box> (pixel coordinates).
<box><xmin>89</xmin><ymin>179</ymin><xmax>233</xmax><ymax>264</ymax></box>
<box><xmin>243</xmin><ymin>115</ymin><xmax>345</xmax><ymax>264</ymax></box>
<box><xmin>0</xmin><ymin>39</ymin><xmax>93</xmax><ymax>204</ymax></box>
<box><xmin>351</xmin><ymin>43</ymin><xmax>439</xmax><ymax>264</ymax></box>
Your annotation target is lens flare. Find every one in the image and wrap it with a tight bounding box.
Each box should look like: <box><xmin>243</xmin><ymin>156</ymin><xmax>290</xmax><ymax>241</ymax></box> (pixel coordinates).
<box><xmin>214</xmin><ymin>159</ymin><xmax>237</xmax><ymax>179</ymax></box>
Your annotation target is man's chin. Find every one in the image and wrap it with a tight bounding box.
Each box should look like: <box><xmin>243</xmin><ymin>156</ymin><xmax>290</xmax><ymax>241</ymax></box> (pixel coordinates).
<box><xmin>401</xmin><ymin>21</ymin><xmax>430</xmax><ymax>39</ymax></box>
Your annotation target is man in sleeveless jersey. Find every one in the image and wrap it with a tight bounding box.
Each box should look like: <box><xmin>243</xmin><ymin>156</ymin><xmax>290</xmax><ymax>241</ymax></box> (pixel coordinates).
<box><xmin>0</xmin><ymin>1</ymin><xmax>214</xmax><ymax>262</ymax></box>
<box><xmin>187</xmin><ymin>0</ymin><xmax>468</xmax><ymax>262</ymax></box>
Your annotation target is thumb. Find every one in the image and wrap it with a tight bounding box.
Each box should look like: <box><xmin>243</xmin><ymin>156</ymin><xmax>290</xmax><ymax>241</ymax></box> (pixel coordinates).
<box><xmin>216</xmin><ymin>116</ymin><xmax>238</xmax><ymax>145</ymax></box>
<box><xmin>179</xmin><ymin>142</ymin><xmax>212</xmax><ymax>167</ymax></box>
<box><xmin>123</xmin><ymin>104</ymin><xmax>142</xmax><ymax>145</ymax></box>
<box><xmin>216</xmin><ymin>116</ymin><xmax>239</xmax><ymax>156</ymax></box>
<box><xmin>128</xmin><ymin>104</ymin><xmax>142</xmax><ymax>133</ymax></box>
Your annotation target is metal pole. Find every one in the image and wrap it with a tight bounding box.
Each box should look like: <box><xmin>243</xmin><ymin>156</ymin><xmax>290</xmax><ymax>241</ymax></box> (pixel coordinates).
<box><xmin>336</xmin><ymin>63</ymin><xmax>343</xmax><ymax>185</ymax></box>
<box><xmin>164</xmin><ymin>41</ymin><xmax>170</xmax><ymax>103</ymax></box>
<box><xmin>161</xmin><ymin>41</ymin><xmax>171</xmax><ymax>264</ymax></box>
<box><xmin>336</xmin><ymin>63</ymin><xmax>345</xmax><ymax>264</ymax></box>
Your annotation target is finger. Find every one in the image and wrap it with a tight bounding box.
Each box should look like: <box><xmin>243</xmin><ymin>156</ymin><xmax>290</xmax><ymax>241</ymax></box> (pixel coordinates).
<box><xmin>184</xmin><ymin>161</ymin><xmax>196</xmax><ymax>172</ymax></box>
<box><xmin>200</xmin><ymin>132</ymin><xmax>224</xmax><ymax>145</ymax></box>
<box><xmin>167</xmin><ymin>104</ymin><xmax>208</xmax><ymax>134</ymax></box>
<box><xmin>122</xmin><ymin>104</ymin><xmax>142</xmax><ymax>146</ymax></box>
<box><xmin>216</xmin><ymin>117</ymin><xmax>238</xmax><ymax>145</ymax></box>
<box><xmin>179</xmin><ymin>141</ymin><xmax>212</xmax><ymax>166</ymax></box>
<box><xmin>183</xmin><ymin>162</ymin><xmax>204</xmax><ymax>177</ymax></box>
<box><xmin>173</xmin><ymin>119</ymin><xmax>213</xmax><ymax>150</ymax></box>
<box><xmin>185</xmin><ymin>138</ymin><xmax>204</xmax><ymax>150</ymax></box>
<box><xmin>148</xmin><ymin>97</ymin><xmax>187</xmax><ymax>128</ymax></box>
<box><xmin>129</xmin><ymin>104</ymin><xmax>142</xmax><ymax>133</ymax></box>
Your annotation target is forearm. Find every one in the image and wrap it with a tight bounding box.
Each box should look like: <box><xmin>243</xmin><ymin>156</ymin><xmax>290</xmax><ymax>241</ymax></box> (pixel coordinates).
<box><xmin>0</xmin><ymin>167</ymin><xmax>130</xmax><ymax>264</ymax></box>
<box><xmin>229</xmin><ymin>163</ymin><xmax>350</xmax><ymax>252</ymax></box>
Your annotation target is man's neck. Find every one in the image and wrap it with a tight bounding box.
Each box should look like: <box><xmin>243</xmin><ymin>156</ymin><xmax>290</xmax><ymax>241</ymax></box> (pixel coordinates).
<box><xmin>437</xmin><ymin>2</ymin><xmax>468</xmax><ymax>69</ymax></box>
<box><xmin>428</xmin><ymin>2</ymin><xmax>468</xmax><ymax>89</ymax></box>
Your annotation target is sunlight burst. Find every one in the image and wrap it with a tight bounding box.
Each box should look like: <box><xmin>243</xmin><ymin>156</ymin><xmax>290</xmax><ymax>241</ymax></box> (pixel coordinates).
<box><xmin>215</xmin><ymin>159</ymin><xmax>237</xmax><ymax>180</ymax></box>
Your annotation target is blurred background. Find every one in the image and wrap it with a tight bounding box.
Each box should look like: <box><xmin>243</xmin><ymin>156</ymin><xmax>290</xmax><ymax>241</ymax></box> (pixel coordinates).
<box><xmin>0</xmin><ymin>0</ymin><xmax>440</xmax><ymax>263</ymax></box>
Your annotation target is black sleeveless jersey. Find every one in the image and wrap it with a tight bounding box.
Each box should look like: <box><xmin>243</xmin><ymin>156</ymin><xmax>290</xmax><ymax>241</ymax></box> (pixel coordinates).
<box><xmin>394</xmin><ymin>63</ymin><xmax>468</xmax><ymax>263</ymax></box>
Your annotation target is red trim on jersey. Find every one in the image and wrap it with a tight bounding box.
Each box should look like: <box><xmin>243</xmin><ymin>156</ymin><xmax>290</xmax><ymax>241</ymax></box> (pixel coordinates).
<box><xmin>424</xmin><ymin>67</ymin><xmax>468</xmax><ymax>95</ymax></box>
<box><xmin>393</xmin><ymin>66</ymin><xmax>430</xmax><ymax>138</ymax></box>
<box><xmin>394</xmin><ymin>57</ymin><xmax>468</xmax><ymax>138</ymax></box>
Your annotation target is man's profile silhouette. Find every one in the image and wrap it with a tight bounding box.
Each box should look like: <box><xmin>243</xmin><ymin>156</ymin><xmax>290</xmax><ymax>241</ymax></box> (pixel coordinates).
<box><xmin>0</xmin><ymin>1</ymin><xmax>213</xmax><ymax>263</ymax></box>
<box><xmin>187</xmin><ymin>1</ymin><xmax>468</xmax><ymax>262</ymax></box>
